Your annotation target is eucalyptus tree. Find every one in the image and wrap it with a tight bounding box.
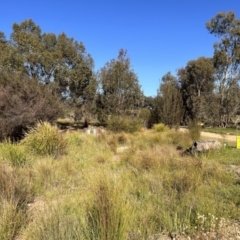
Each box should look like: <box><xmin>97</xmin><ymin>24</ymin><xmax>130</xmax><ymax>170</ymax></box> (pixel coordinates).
<box><xmin>157</xmin><ymin>72</ymin><xmax>183</xmax><ymax>128</ymax></box>
<box><xmin>9</xmin><ymin>19</ymin><xmax>97</xmax><ymax>111</ymax></box>
<box><xmin>178</xmin><ymin>57</ymin><xmax>215</xmax><ymax>123</ymax></box>
<box><xmin>206</xmin><ymin>11</ymin><xmax>240</xmax><ymax>126</ymax></box>
<box><xmin>0</xmin><ymin>31</ymin><xmax>19</xmax><ymax>73</ymax></box>
<box><xmin>98</xmin><ymin>49</ymin><xmax>144</xmax><ymax>117</ymax></box>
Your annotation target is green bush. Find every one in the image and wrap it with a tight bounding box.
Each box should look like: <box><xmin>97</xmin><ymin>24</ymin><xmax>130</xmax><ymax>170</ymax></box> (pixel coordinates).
<box><xmin>153</xmin><ymin>123</ymin><xmax>169</xmax><ymax>132</ymax></box>
<box><xmin>22</xmin><ymin>122</ymin><xmax>67</xmax><ymax>157</ymax></box>
<box><xmin>0</xmin><ymin>140</ymin><xmax>28</xmax><ymax>167</ymax></box>
<box><xmin>107</xmin><ymin>116</ymin><xmax>142</xmax><ymax>133</ymax></box>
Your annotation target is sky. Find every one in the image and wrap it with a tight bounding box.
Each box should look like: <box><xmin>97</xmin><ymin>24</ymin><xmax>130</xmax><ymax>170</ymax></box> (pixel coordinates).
<box><xmin>1</xmin><ymin>0</ymin><xmax>240</xmax><ymax>97</ymax></box>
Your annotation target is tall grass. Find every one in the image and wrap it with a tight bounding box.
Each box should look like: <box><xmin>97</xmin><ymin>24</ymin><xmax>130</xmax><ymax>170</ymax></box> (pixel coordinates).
<box><xmin>0</xmin><ymin>164</ymin><xmax>33</xmax><ymax>239</ymax></box>
<box><xmin>0</xmin><ymin>139</ymin><xmax>28</xmax><ymax>167</ymax></box>
<box><xmin>0</xmin><ymin>199</ymin><xmax>27</xmax><ymax>240</ymax></box>
<box><xmin>23</xmin><ymin>203</ymin><xmax>86</xmax><ymax>240</ymax></box>
<box><xmin>1</xmin><ymin>123</ymin><xmax>240</xmax><ymax>239</ymax></box>
<box><xmin>86</xmin><ymin>173</ymin><xmax>131</xmax><ymax>240</ymax></box>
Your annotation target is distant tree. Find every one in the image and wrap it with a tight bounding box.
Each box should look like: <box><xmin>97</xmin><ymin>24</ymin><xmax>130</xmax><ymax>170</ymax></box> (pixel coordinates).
<box><xmin>178</xmin><ymin>57</ymin><xmax>215</xmax><ymax>123</ymax></box>
<box><xmin>143</xmin><ymin>96</ymin><xmax>155</xmax><ymax>110</ymax></box>
<box><xmin>206</xmin><ymin>11</ymin><xmax>240</xmax><ymax>126</ymax></box>
<box><xmin>98</xmin><ymin>49</ymin><xmax>144</xmax><ymax>117</ymax></box>
<box><xmin>0</xmin><ymin>72</ymin><xmax>63</xmax><ymax>141</ymax></box>
<box><xmin>157</xmin><ymin>72</ymin><xmax>183</xmax><ymax>128</ymax></box>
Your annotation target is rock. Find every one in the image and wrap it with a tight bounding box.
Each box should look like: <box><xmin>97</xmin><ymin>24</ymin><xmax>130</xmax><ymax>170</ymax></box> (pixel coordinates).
<box><xmin>192</xmin><ymin>139</ymin><xmax>222</xmax><ymax>152</ymax></box>
<box><xmin>182</xmin><ymin>140</ymin><xmax>222</xmax><ymax>155</ymax></box>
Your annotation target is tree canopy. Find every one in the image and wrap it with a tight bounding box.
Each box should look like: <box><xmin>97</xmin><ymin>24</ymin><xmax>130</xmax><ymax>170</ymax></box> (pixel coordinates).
<box><xmin>6</xmin><ymin>19</ymin><xmax>97</xmax><ymax>107</ymax></box>
<box><xmin>206</xmin><ymin>11</ymin><xmax>240</xmax><ymax>126</ymax></box>
<box><xmin>97</xmin><ymin>49</ymin><xmax>144</xmax><ymax>118</ymax></box>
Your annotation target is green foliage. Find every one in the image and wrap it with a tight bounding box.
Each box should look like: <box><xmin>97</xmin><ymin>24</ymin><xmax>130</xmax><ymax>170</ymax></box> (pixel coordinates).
<box><xmin>22</xmin><ymin>122</ymin><xmax>67</xmax><ymax>157</ymax></box>
<box><xmin>0</xmin><ymin>19</ymin><xmax>97</xmax><ymax>121</ymax></box>
<box><xmin>107</xmin><ymin>116</ymin><xmax>142</xmax><ymax>133</ymax></box>
<box><xmin>206</xmin><ymin>11</ymin><xmax>240</xmax><ymax>126</ymax></box>
<box><xmin>97</xmin><ymin>49</ymin><xmax>144</xmax><ymax>116</ymax></box>
<box><xmin>177</xmin><ymin>57</ymin><xmax>215</xmax><ymax>123</ymax></box>
<box><xmin>187</xmin><ymin>120</ymin><xmax>201</xmax><ymax>140</ymax></box>
<box><xmin>0</xmin><ymin>140</ymin><xmax>28</xmax><ymax>167</ymax></box>
<box><xmin>153</xmin><ymin>123</ymin><xmax>169</xmax><ymax>132</ymax></box>
<box><xmin>156</xmin><ymin>72</ymin><xmax>183</xmax><ymax>128</ymax></box>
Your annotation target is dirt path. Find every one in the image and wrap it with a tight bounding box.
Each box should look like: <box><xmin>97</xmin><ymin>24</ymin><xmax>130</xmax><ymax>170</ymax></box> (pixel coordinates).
<box><xmin>179</xmin><ymin>128</ymin><xmax>237</xmax><ymax>143</ymax></box>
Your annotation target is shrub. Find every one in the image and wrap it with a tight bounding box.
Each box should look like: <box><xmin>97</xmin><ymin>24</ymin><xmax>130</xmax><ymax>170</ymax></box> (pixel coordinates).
<box><xmin>107</xmin><ymin>116</ymin><xmax>142</xmax><ymax>133</ymax></box>
<box><xmin>153</xmin><ymin>123</ymin><xmax>169</xmax><ymax>132</ymax></box>
<box><xmin>22</xmin><ymin>122</ymin><xmax>67</xmax><ymax>157</ymax></box>
<box><xmin>0</xmin><ymin>72</ymin><xmax>63</xmax><ymax>141</ymax></box>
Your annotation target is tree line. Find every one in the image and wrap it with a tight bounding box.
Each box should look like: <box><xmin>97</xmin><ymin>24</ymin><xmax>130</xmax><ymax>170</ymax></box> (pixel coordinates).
<box><xmin>0</xmin><ymin>11</ymin><xmax>240</xmax><ymax>140</ymax></box>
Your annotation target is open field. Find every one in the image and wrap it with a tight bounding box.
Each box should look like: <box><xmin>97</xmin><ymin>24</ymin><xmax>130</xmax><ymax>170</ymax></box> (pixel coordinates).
<box><xmin>1</xmin><ymin>123</ymin><xmax>240</xmax><ymax>239</ymax></box>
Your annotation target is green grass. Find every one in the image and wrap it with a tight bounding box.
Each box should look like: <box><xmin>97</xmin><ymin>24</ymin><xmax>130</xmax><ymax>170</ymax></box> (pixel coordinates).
<box><xmin>202</xmin><ymin>127</ymin><xmax>239</xmax><ymax>136</ymax></box>
<box><xmin>1</xmin><ymin>123</ymin><xmax>240</xmax><ymax>239</ymax></box>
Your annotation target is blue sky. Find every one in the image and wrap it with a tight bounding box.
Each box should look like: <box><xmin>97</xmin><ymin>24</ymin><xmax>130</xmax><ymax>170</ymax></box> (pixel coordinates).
<box><xmin>1</xmin><ymin>0</ymin><xmax>240</xmax><ymax>96</ymax></box>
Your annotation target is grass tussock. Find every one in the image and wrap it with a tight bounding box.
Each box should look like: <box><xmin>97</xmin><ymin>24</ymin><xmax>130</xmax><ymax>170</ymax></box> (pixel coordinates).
<box><xmin>0</xmin><ymin>164</ymin><xmax>33</xmax><ymax>239</ymax></box>
<box><xmin>22</xmin><ymin>121</ymin><xmax>67</xmax><ymax>157</ymax></box>
<box><xmin>86</xmin><ymin>173</ymin><xmax>131</xmax><ymax>240</ymax></box>
<box><xmin>23</xmin><ymin>203</ymin><xmax>86</xmax><ymax>240</ymax></box>
<box><xmin>0</xmin><ymin>199</ymin><xmax>27</xmax><ymax>240</ymax></box>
